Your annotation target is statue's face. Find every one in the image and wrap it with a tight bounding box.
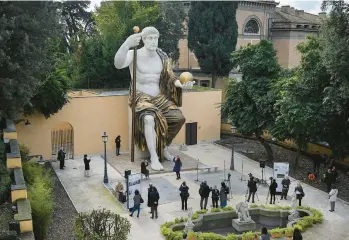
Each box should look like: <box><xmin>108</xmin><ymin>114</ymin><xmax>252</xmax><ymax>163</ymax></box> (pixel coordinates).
<box><xmin>143</xmin><ymin>34</ymin><xmax>159</xmax><ymax>51</ymax></box>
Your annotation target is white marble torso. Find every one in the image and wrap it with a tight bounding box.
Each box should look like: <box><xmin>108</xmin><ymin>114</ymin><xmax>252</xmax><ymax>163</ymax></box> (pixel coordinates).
<box><xmin>129</xmin><ymin>48</ymin><xmax>162</xmax><ymax>97</ymax></box>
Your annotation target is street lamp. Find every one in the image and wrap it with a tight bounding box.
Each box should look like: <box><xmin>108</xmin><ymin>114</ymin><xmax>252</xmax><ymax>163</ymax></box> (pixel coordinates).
<box><xmin>230</xmin><ymin>126</ymin><xmax>237</xmax><ymax>170</ymax></box>
<box><xmin>102</xmin><ymin>132</ymin><xmax>109</xmax><ymax>184</ymax></box>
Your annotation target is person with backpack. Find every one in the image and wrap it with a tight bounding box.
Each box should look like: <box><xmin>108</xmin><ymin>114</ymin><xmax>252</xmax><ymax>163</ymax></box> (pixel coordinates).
<box><xmin>173</xmin><ymin>156</ymin><xmax>182</xmax><ymax>180</ymax></box>
<box><xmin>210</xmin><ymin>185</ymin><xmax>220</xmax><ymax>208</ymax></box>
<box><xmin>199</xmin><ymin>181</ymin><xmax>210</xmax><ymax>210</ymax></box>
<box><xmin>219</xmin><ymin>182</ymin><xmax>229</xmax><ymax>208</ymax></box>
<box><xmin>129</xmin><ymin>189</ymin><xmax>143</xmax><ymax>218</ymax></box>
<box><xmin>149</xmin><ymin>187</ymin><xmax>160</xmax><ymax>219</ymax></box>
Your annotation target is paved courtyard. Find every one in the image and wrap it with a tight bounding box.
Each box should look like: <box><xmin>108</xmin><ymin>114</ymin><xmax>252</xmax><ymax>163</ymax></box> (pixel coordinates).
<box><xmin>52</xmin><ymin>143</ymin><xmax>349</xmax><ymax>240</ymax></box>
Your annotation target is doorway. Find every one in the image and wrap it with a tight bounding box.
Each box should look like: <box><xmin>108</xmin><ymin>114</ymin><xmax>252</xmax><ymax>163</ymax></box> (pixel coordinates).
<box><xmin>51</xmin><ymin>122</ymin><xmax>74</xmax><ymax>160</ymax></box>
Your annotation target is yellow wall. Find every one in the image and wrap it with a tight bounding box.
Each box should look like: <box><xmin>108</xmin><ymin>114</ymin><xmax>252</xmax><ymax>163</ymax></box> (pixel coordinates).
<box><xmin>17</xmin><ymin>90</ymin><xmax>222</xmax><ymax>160</ymax></box>
<box><xmin>11</xmin><ymin>189</ymin><xmax>28</xmax><ymax>203</ymax></box>
<box><xmin>19</xmin><ymin>220</ymin><xmax>33</xmax><ymax>233</ymax></box>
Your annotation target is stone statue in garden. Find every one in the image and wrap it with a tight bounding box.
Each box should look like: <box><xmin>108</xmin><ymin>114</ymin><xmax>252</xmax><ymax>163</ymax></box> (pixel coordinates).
<box><xmin>114</xmin><ymin>26</ymin><xmax>194</xmax><ymax>171</ymax></box>
<box><xmin>185</xmin><ymin>207</ymin><xmax>195</xmax><ymax>232</ymax></box>
<box><xmin>236</xmin><ymin>202</ymin><xmax>252</xmax><ymax>222</ymax></box>
<box><xmin>288</xmin><ymin>192</ymin><xmax>299</xmax><ymax>221</ymax></box>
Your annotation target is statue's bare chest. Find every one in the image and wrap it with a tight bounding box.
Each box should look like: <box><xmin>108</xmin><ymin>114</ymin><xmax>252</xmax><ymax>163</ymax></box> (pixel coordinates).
<box><xmin>136</xmin><ymin>54</ymin><xmax>162</xmax><ymax>75</ymax></box>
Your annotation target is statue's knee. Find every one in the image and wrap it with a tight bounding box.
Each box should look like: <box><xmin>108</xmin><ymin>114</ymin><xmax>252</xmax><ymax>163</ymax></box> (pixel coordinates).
<box><xmin>144</xmin><ymin>115</ymin><xmax>155</xmax><ymax>126</ymax></box>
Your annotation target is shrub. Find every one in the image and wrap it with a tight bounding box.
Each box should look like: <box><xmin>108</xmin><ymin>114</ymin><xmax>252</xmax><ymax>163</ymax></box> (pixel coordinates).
<box><xmin>19</xmin><ymin>144</ymin><xmax>30</xmax><ymax>162</ymax></box>
<box><xmin>197</xmin><ymin>232</ymin><xmax>225</xmax><ymax>239</ymax></box>
<box><xmin>74</xmin><ymin>208</ymin><xmax>131</xmax><ymax>240</ymax></box>
<box><xmin>0</xmin><ymin>164</ymin><xmax>11</xmax><ymax>204</ymax></box>
<box><xmin>241</xmin><ymin>231</ymin><xmax>257</xmax><ymax>240</ymax></box>
<box><xmin>210</xmin><ymin>208</ymin><xmax>222</xmax><ymax>213</ymax></box>
<box><xmin>222</xmin><ymin>206</ymin><xmax>233</xmax><ymax>211</ymax></box>
<box><xmin>226</xmin><ymin>233</ymin><xmax>238</xmax><ymax>240</ymax></box>
<box><xmin>22</xmin><ymin>162</ymin><xmax>53</xmax><ymax>189</ymax></box>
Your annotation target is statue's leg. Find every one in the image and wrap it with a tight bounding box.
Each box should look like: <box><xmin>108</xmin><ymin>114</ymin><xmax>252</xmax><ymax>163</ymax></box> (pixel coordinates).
<box><xmin>163</xmin><ymin>109</ymin><xmax>186</xmax><ymax>161</ymax></box>
<box><xmin>144</xmin><ymin>115</ymin><xmax>164</xmax><ymax>171</ymax></box>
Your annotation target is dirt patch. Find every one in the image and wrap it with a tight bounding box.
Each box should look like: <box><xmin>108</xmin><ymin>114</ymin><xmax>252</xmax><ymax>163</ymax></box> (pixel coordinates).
<box><xmin>0</xmin><ymin>203</ymin><xmax>13</xmax><ymax>231</ymax></box>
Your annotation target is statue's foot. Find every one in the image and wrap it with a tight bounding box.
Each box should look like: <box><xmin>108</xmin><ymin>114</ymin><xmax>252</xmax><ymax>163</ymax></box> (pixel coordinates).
<box><xmin>164</xmin><ymin>147</ymin><xmax>174</xmax><ymax>161</ymax></box>
<box><xmin>150</xmin><ymin>157</ymin><xmax>164</xmax><ymax>171</ymax></box>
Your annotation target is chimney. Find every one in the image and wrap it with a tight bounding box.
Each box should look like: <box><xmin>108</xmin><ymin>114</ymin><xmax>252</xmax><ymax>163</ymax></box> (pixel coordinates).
<box><xmin>290</xmin><ymin>7</ymin><xmax>296</xmax><ymax>15</ymax></box>
<box><xmin>295</xmin><ymin>10</ymin><xmax>304</xmax><ymax>17</ymax></box>
<box><xmin>318</xmin><ymin>12</ymin><xmax>327</xmax><ymax>19</ymax></box>
<box><xmin>281</xmin><ymin>5</ymin><xmax>291</xmax><ymax>14</ymax></box>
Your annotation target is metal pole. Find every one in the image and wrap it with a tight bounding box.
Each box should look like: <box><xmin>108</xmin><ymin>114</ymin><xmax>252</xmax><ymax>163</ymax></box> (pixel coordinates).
<box><xmin>131</xmin><ymin>26</ymin><xmax>140</xmax><ymax>163</ymax></box>
<box><xmin>230</xmin><ymin>134</ymin><xmax>235</xmax><ymax>170</ymax></box>
<box><xmin>104</xmin><ymin>141</ymin><xmax>108</xmax><ymax>183</ymax></box>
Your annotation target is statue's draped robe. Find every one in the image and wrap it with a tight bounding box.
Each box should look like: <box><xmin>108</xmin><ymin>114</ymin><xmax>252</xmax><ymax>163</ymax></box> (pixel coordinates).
<box><xmin>129</xmin><ymin>49</ymin><xmax>185</xmax><ymax>162</ymax></box>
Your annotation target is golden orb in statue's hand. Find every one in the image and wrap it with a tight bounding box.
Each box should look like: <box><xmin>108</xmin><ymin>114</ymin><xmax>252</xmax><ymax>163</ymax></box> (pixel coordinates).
<box><xmin>179</xmin><ymin>72</ymin><xmax>193</xmax><ymax>85</ymax></box>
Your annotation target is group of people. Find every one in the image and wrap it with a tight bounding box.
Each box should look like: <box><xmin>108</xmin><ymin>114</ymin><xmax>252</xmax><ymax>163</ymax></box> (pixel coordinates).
<box><xmin>198</xmin><ymin>181</ymin><xmax>229</xmax><ymax>209</ymax></box>
<box><xmin>324</xmin><ymin>165</ymin><xmax>338</xmax><ymax>192</ymax></box>
<box><xmin>259</xmin><ymin>227</ymin><xmax>303</xmax><ymax>240</ymax></box>
<box><xmin>129</xmin><ymin>183</ymin><xmax>160</xmax><ymax>219</ymax></box>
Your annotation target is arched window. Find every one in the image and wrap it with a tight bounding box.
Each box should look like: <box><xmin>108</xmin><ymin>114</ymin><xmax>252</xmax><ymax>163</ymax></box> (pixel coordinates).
<box><xmin>244</xmin><ymin>18</ymin><xmax>260</xmax><ymax>35</ymax></box>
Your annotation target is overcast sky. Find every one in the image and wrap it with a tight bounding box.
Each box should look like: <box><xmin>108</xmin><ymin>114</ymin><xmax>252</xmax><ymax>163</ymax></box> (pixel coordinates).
<box><xmin>88</xmin><ymin>0</ymin><xmax>347</xmax><ymax>15</ymax></box>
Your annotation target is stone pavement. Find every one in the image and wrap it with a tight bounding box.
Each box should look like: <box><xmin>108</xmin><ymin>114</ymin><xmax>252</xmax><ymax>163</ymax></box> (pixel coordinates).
<box><xmin>52</xmin><ymin>144</ymin><xmax>349</xmax><ymax>240</ymax></box>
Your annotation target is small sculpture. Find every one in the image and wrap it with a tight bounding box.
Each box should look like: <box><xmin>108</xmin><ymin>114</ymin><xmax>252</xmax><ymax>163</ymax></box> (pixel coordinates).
<box><xmin>185</xmin><ymin>207</ymin><xmax>195</xmax><ymax>232</ymax></box>
<box><xmin>236</xmin><ymin>202</ymin><xmax>252</xmax><ymax>223</ymax></box>
<box><xmin>288</xmin><ymin>192</ymin><xmax>299</xmax><ymax>221</ymax></box>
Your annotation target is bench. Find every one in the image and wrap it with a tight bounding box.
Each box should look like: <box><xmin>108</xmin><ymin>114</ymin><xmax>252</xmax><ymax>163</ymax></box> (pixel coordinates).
<box><xmin>199</xmin><ymin>166</ymin><xmax>218</xmax><ymax>173</ymax></box>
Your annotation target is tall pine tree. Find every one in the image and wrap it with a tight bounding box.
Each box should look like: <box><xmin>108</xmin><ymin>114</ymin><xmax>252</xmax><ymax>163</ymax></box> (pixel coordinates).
<box><xmin>188</xmin><ymin>1</ymin><xmax>238</xmax><ymax>88</ymax></box>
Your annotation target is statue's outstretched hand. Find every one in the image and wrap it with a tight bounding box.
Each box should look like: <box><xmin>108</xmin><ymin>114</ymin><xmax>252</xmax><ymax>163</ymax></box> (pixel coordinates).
<box><xmin>125</xmin><ymin>33</ymin><xmax>142</xmax><ymax>48</ymax></box>
<box><xmin>174</xmin><ymin>80</ymin><xmax>195</xmax><ymax>90</ymax></box>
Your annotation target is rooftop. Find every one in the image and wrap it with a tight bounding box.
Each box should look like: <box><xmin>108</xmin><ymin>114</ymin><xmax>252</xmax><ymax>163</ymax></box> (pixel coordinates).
<box><xmin>273</xmin><ymin>5</ymin><xmax>322</xmax><ymax>24</ymax></box>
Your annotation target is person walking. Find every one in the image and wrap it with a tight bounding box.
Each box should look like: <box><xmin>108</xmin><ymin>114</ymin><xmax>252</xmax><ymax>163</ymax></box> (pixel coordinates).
<box><xmin>292</xmin><ymin>227</ymin><xmax>303</xmax><ymax>240</ymax></box>
<box><xmin>115</xmin><ymin>135</ymin><xmax>121</xmax><ymax>156</ymax></box>
<box><xmin>83</xmin><ymin>154</ymin><xmax>91</xmax><ymax>177</ymax></box>
<box><xmin>324</xmin><ymin>167</ymin><xmax>334</xmax><ymax>193</ymax></box>
<box><xmin>211</xmin><ymin>185</ymin><xmax>219</xmax><ymax>208</ymax></box>
<box><xmin>247</xmin><ymin>176</ymin><xmax>257</xmax><ymax>203</ymax></box>
<box><xmin>295</xmin><ymin>182</ymin><xmax>305</xmax><ymax>206</ymax></box>
<box><xmin>141</xmin><ymin>160</ymin><xmax>149</xmax><ymax>179</ymax></box>
<box><xmin>219</xmin><ymin>182</ymin><xmax>228</xmax><ymax>208</ymax></box>
<box><xmin>179</xmin><ymin>181</ymin><xmax>189</xmax><ymax>211</ymax></box>
<box><xmin>173</xmin><ymin>156</ymin><xmax>182</xmax><ymax>180</ymax></box>
<box><xmin>260</xmin><ymin>227</ymin><xmax>270</xmax><ymax>240</ymax></box>
<box><xmin>280</xmin><ymin>176</ymin><xmax>291</xmax><ymax>200</ymax></box>
<box><xmin>328</xmin><ymin>184</ymin><xmax>338</xmax><ymax>212</ymax></box>
<box><xmin>199</xmin><ymin>181</ymin><xmax>210</xmax><ymax>210</ymax></box>
<box><xmin>57</xmin><ymin>147</ymin><xmax>66</xmax><ymax>170</ymax></box>
<box><xmin>269</xmin><ymin>179</ymin><xmax>278</xmax><ymax>204</ymax></box>
<box><xmin>149</xmin><ymin>187</ymin><xmax>160</xmax><ymax>219</ymax></box>
<box><xmin>129</xmin><ymin>189</ymin><xmax>143</xmax><ymax>218</ymax></box>
<box><xmin>147</xmin><ymin>183</ymin><xmax>153</xmax><ymax>213</ymax></box>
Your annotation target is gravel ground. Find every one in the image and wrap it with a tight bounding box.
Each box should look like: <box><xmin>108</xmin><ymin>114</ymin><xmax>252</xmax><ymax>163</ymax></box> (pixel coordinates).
<box><xmin>216</xmin><ymin>134</ymin><xmax>349</xmax><ymax>202</ymax></box>
<box><xmin>46</xmin><ymin>163</ymin><xmax>77</xmax><ymax>240</ymax></box>
<box><xmin>0</xmin><ymin>203</ymin><xmax>12</xmax><ymax>231</ymax></box>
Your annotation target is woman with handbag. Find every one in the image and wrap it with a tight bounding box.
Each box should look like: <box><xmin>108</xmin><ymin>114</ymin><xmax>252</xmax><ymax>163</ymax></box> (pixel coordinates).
<box><xmin>129</xmin><ymin>189</ymin><xmax>143</xmax><ymax>218</ymax></box>
<box><xmin>294</xmin><ymin>182</ymin><xmax>305</xmax><ymax>206</ymax></box>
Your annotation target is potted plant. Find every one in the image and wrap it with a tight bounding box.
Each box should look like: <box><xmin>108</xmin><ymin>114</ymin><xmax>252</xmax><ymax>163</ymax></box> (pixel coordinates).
<box><xmin>269</xmin><ymin>228</ymin><xmax>282</xmax><ymax>238</ymax></box>
<box><xmin>284</xmin><ymin>227</ymin><xmax>294</xmax><ymax>237</ymax></box>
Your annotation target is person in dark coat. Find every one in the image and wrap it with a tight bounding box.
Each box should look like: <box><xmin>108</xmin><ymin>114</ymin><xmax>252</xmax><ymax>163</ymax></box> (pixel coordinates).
<box><xmin>129</xmin><ymin>189</ymin><xmax>142</xmax><ymax>218</ymax></box>
<box><xmin>58</xmin><ymin>147</ymin><xmax>66</xmax><ymax>169</ymax></box>
<box><xmin>148</xmin><ymin>187</ymin><xmax>160</xmax><ymax>219</ymax></box>
<box><xmin>269</xmin><ymin>179</ymin><xmax>278</xmax><ymax>204</ymax></box>
<box><xmin>115</xmin><ymin>136</ymin><xmax>121</xmax><ymax>156</ymax></box>
<box><xmin>219</xmin><ymin>182</ymin><xmax>228</xmax><ymax>208</ymax></box>
<box><xmin>147</xmin><ymin>183</ymin><xmax>153</xmax><ymax>212</ymax></box>
<box><xmin>295</xmin><ymin>183</ymin><xmax>305</xmax><ymax>206</ymax></box>
<box><xmin>210</xmin><ymin>185</ymin><xmax>220</xmax><ymax>208</ymax></box>
<box><xmin>280</xmin><ymin>176</ymin><xmax>291</xmax><ymax>200</ymax></box>
<box><xmin>292</xmin><ymin>227</ymin><xmax>303</xmax><ymax>240</ymax></box>
<box><xmin>331</xmin><ymin>166</ymin><xmax>338</xmax><ymax>183</ymax></box>
<box><xmin>325</xmin><ymin>168</ymin><xmax>335</xmax><ymax>193</ymax></box>
<box><xmin>179</xmin><ymin>181</ymin><xmax>189</xmax><ymax>211</ymax></box>
<box><xmin>199</xmin><ymin>181</ymin><xmax>210</xmax><ymax>210</ymax></box>
<box><xmin>173</xmin><ymin>156</ymin><xmax>182</xmax><ymax>180</ymax></box>
<box><xmin>141</xmin><ymin>160</ymin><xmax>149</xmax><ymax>179</ymax></box>
<box><xmin>247</xmin><ymin>176</ymin><xmax>258</xmax><ymax>203</ymax></box>
<box><xmin>83</xmin><ymin>154</ymin><xmax>91</xmax><ymax>177</ymax></box>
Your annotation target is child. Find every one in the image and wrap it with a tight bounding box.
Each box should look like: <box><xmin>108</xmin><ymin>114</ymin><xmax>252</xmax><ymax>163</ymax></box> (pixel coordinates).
<box><xmin>83</xmin><ymin>154</ymin><xmax>91</xmax><ymax>177</ymax></box>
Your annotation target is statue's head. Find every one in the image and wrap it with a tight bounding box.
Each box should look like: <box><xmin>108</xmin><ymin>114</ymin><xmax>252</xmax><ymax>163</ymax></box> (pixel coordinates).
<box><xmin>141</xmin><ymin>26</ymin><xmax>159</xmax><ymax>51</ymax></box>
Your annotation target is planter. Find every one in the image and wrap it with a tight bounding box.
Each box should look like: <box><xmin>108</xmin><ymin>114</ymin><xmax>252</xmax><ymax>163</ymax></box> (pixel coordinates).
<box><xmin>271</xmin><ymin>233</ymin><xmax>282</xmax><ymax>238</ymax></box>
<box><xmin>285</xmin><ymin>231</ymin><xmax>293</xmax><ymax>237</ymax></box>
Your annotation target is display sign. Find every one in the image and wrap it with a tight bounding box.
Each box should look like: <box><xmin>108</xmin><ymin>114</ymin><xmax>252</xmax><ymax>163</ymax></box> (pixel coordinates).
<box><xmin>273</xmin><ymin>162</ymin><xmax>289</xmax><ymax>193</ymax></box>
<box><xmin>126</xmin><ymin>173</ymin><xmax>141</xmax><ymax>209</ymax></box>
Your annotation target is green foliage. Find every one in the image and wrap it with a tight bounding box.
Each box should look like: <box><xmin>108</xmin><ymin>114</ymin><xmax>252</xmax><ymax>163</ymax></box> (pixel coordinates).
<box><xmin>210</xmin><ymin>208</ymin><xmax>221</xmax><ymax>213</ymax></box>
<box><xmin>222</xmin><ymin>206</ymin><xmax>233</xmax><ymax>211</ymax></box>
<box><xmin>24</xmin><ymin>163</ymin><xmax>54</xmax><ymax>240</ymax></box>
<box><xmin>188</xmin><ymin>1</ymin><xmax>238</xmax><ymax>88</ymax></box>
<box><xmin>0</xmin><ymin>1</ymin><xmax>68</xmax><ymax>120</ymax></box>
<box><xmin>241</xmin><ymin>231</ymin><xmax>257</xmax><ymax>240</ymax></box>
<box><xmin>19</xmin><ymin>144</ymin><xmax>30</xmax><ymax>162</ymax></box>
<box><xmin>74</xmin><ymin>208</ymin><xmax>131</xmax><ymax>240</ymax></box>
<box><xmin>197</xmin><ymin>232</ymin><xmax>225</xmax><ymax>240</ymax></box>
<box><xmin>0</xmin><ymin>140</ymin><xmax>11</xmax><ymax>204</ymax></box>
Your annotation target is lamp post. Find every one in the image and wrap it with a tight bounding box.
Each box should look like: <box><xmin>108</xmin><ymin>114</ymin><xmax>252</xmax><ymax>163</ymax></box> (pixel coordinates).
<box><xmin>230</xmin><ymin>126</ymin><xmax>237</xmax><ymax>170</ymax></box>
<box><xmin>102</xmin><ymin>132</ymin><xmax>109</xmax><ymax>184</ymax></box>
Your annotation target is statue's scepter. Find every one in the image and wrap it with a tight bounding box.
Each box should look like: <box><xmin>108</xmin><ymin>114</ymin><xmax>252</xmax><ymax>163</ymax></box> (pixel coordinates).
<box><xmin>131</xmin><ymin>26</ymin><xmax>140</xmax><ymax>163</ymax></box>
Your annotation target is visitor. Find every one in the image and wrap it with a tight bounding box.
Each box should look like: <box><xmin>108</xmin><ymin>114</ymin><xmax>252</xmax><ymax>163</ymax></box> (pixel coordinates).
<box><xmin>328</xmin><ymin>184</ymin><xmax>338</xmax><ymax>212</ymax></box>
<box><xmin>147</xmin><ymin>183</ymin><xmax>153</xmax><ymax>213</ymax></box>
<box><xmin>173</xmin><ymin>156</ymin><xmax>182</xmax><ymax>180</ymax></box>
<box><xmin>269</xmin><ymin>179</ymin><xmax>278</xmax><ymax>204</ymax></box>
<box><xmin>115</xmin><ymin>135</ymin><xmax>121</xmax><ymax>156</ymax></box>
<box><xmin>260</xmin><ymin>227</ymin><xmax>270</xmax><ymax>240</ymax></box>
<box><xmin>58</xmin><ymin>147</ymin><xmax>66</xmax><ymax>170</ymax></box>
<box><xmin>210</xmin><ymin>185</ymin><xmax>219</xmax><ymax>208</ymax></box>
<box><xmin>129</xmin><ymin>189</ymin><xmax>143</xmax><ymax>218</ymax></box>
<box><xmin>199</xmin><ymin>181</ymin><xmax>210</xmax><ymax>210</ymax></box>
<box><xmin>294</xmin><ymin>182</ymin><xmax>305</xmax><ymax>206</ymax></box>
<box><xmin>292</xmin><ymin>227</ymin><xmax>303</xmax><ymax>240</ymax></box>
<box><xmin>280</xmin><ymin>175</ymin><xmax>291</xmax><ymax>200</ymax></box>
<box><xmin>331</xmin><ymin>165</ymin><xmax>338</xmax><ymax>183</ymax></box>
<box><xmin>83</xmin><ymin>154</ymin><xmax>91</xmax><ymax>177</ymax></box>
<box><xmin>149</xmin><ymin>186</ymin><xmax>160</xmax><ymax>219</ymax></box>
<box><xmin>324</xmin><ymin>167</ymin><xmax>335</xmax><ymax>193</ymax></box>
<box><xmin>219</xmin><ymin>182</ymin><xmax>228</xmax><ymax>208</ymax></box>
<box><xmin>141</xmin><ymin>160</ymin><xmax>149</xmax><ymax>179</ymax></box>
<box><xmin>247</xmin><ymin>176</ymin><xmax>257</xmax><ymax>203</ymax></box>
<box><xmin>179</xmin><ymin>181</ymin><xmax>189</xmax><ymax>211</ymax></box>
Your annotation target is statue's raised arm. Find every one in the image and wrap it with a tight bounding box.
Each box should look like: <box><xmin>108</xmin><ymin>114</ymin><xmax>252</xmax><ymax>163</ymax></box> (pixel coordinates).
<box><xmin>114</xmin><ymin>33</ymin><xmax>142</xmax><ymax>69</ymax></box>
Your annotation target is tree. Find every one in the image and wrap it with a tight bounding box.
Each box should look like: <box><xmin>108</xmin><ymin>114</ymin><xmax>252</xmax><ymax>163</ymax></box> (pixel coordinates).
<box><xmin>74</xmin><ymin>208</ymin><xmax>131</xmax><ymax>240</ymax></box>
<box><xmin>188</xmin><ymin>1</ymin><xmax>238</xmax><ymax>88</ymax></box>
<box><xmin>0</xmin><ymin>1</ymin><xmax>68</xmax><ymax>120</ymax></box>
<box><xmin>222</xmin><ymin>40</ymin><xmax>281</xmax><ymax>162</ymax></box>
